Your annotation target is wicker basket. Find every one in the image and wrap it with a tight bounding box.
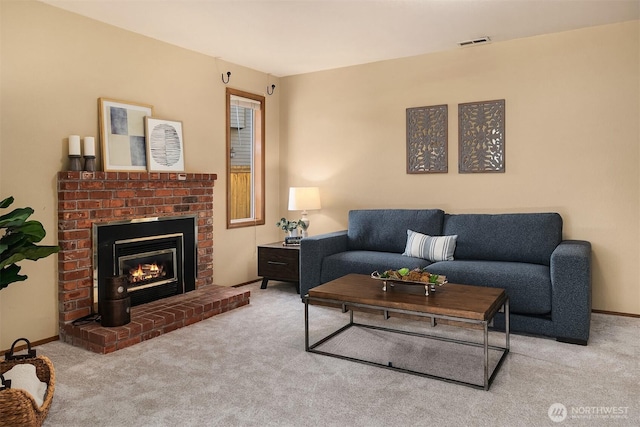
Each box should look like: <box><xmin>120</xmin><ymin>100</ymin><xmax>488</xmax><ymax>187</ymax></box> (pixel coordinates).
<box><xmin>0</xmin><ymin>339</ymin><xmax>55</xmax><ymax>427</ymax></box>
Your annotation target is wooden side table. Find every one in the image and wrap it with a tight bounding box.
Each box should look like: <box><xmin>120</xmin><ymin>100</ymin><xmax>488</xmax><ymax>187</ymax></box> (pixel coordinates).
<box><xmin>257</xmin><ymin>242</ymin><xmax>300</xmax><ymax>292</ymax></box>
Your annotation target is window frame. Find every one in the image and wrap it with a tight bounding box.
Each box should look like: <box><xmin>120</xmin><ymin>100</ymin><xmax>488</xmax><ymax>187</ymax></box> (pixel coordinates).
<box><xmin>226</xmin><ymin>87</ymin><xmax>265</xmax><ymax>229</ymax></box>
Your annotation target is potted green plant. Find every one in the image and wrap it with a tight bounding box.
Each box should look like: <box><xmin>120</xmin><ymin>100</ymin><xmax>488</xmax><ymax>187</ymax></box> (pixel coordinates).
<box><xmin>0</xmin><ymin>196</ymin><xmax>60</xmax><ymax>291</ymax></box>
<box><xmin>276</xmin><ymin>217</ymin><xmax>307</xmax><ymax>237</ymax></box>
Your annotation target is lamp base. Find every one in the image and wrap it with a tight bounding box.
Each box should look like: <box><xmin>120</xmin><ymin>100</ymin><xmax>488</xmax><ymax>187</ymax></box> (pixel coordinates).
<box><xmin>300</xmin><ymin>211</ymin><xmax>309</xmax><ymax>237</ymax></box>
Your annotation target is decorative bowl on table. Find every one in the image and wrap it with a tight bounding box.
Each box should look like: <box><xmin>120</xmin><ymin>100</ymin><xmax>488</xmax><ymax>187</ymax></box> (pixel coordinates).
<box><xmin>371</xmin><ymin>267</ymin><xmax>447</xmax><ymax>296</ymax></box>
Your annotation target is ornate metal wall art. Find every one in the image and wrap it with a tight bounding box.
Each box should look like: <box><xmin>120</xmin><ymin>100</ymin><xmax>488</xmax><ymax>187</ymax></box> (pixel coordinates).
<box><xmin>406</xmin><ymin>104</ymin><xmax>448</xmax><ymax>174</ymax></box>
<box><xmin>458</xmin><ymin>99</ymin><xmax>505</xmax><ymax>173</ymax></box>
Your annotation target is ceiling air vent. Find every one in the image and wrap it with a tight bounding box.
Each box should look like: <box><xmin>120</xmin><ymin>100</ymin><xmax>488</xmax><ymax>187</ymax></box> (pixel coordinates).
<box><xmin>457</xmin><ymin>36</ymin><xmax>491</xmax><ymax>47</ymax></box>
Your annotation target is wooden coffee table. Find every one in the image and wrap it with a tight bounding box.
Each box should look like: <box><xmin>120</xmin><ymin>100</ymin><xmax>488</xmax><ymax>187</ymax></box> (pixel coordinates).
<box><xmin>304</xmin><ymin>274</ymin><xmax>509</xmax><ymax>390</ymax></box>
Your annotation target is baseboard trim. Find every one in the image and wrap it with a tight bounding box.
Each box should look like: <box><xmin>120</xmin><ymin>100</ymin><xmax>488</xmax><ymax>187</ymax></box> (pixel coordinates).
<box><xmin>233</xmin><ymin>279</ymin><xmax>262</xmax><ymax>288</ymax></box>
<box><xmin>592</xmin><ymin>309</ymin><xmax>640</xmax><ymax>318</ymax></box>
<box><xmin>1</xmin><ymin>335</ymin><xmax>60</xmax><ymax>355</ymax></box>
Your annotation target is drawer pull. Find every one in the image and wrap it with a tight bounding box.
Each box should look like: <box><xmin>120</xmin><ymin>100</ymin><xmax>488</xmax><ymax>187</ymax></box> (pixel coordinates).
<box><xmin>268</xmin><ymin>261</ymin><xmax>287</xmax><ymax>266</ymax></box>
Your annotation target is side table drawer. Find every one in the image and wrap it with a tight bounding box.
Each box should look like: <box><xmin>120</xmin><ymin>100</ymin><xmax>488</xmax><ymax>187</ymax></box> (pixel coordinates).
<box><xmin>258</xmin><ymin>247</ymin><xmax>299</xmax><ymax>282</ymax></box>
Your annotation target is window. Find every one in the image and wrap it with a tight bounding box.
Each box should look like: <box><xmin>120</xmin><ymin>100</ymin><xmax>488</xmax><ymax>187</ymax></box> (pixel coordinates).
<box><xmin>226</xmin><ymin>88</ymin><xmax>265</xmax><ymax>228</ymax></box>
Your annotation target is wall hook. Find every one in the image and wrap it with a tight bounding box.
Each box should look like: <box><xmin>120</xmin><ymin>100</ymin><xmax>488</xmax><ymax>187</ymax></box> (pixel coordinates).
<box><xmin>267</xmin><ymin>84</ymin><xmax>276</xmax><ymax>95</ymax></box>
<box><xmin>222</xmin><ymin>71</ymin><xmax>231</xmax><ymax>84</ymax></box>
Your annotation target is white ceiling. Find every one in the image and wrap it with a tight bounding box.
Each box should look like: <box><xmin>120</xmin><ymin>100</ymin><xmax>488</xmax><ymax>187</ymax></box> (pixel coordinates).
<box><xmin>41</xmin><ymin>0</ymin><xmax>639</xmax><ymax>77</ymax></box>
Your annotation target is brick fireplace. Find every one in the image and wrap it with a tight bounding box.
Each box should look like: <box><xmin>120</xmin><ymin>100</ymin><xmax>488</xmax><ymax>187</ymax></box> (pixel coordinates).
<box><xmin>57</xmin><ymin>171</ymin><xmax>250</xmax><ymax>353</ymax></box>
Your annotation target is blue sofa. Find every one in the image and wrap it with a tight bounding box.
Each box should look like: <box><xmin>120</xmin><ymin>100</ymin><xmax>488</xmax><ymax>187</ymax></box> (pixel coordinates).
<box><xmin>300</xmin><ymin>209</ymin><xmax>592</xmax><ymax>344</ymax></box>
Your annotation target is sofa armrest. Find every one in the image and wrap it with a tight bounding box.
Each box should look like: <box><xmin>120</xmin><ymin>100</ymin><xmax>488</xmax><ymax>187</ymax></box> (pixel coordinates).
<box><xmin>300</xmin><ymin>230</ymin><xmax>348</xmax><ymax>298</ymax></box>
<box><xmin>550</xmin><ymin>240</ymin><xmax>592</xmax><ymax>344</ymax></box>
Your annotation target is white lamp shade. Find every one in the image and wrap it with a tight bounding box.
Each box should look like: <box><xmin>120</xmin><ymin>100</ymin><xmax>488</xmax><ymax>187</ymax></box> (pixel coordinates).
<box><xmin>288</xmin><ymin>187</ymin><xmax>321</xmax><ymax>211</ymax></box>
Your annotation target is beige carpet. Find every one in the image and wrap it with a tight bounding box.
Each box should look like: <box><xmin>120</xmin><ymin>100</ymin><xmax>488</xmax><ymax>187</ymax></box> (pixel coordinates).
<box><xmin>35</xmin><ymin>281</ymin><xmax>639</xmax><ymax>426</ymax></box>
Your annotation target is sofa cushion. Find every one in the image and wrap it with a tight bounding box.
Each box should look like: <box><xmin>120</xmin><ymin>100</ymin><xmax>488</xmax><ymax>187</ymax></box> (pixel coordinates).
<box><xmin>320</xmin><ymin>250</ymin><xmax>431</xmax><ymax>284</ymax></box>
<box><xmin>347</xmin><ymin>209</ymin><xmax>444</xmax><ymax>253</ymax></box>
<box><xmin>402</xmin><ymin>230</ymin><xmax>458</xmax><ymax>261</ymax></box>
<box><xmin>426</xmin><ymin>260</ymin><xmax>552</xmax><ymax>315</ymax></box>
<box><xmin>442</xmin><ymin>213</ymin><xmax>562</xmax><ymax>266</ymax></box>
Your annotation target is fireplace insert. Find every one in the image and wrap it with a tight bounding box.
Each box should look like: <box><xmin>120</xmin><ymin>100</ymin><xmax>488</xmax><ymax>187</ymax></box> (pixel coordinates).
<box><xmin>93</xmin><ymin>216</ymin><xmax>197</xmax><ymax>313</ymax></box>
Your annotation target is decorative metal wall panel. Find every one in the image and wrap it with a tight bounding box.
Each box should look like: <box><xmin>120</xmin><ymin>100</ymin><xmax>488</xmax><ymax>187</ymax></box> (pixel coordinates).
<box><xmin>406</xmin><ymin>104</ymin><xmax>448</xmax><ymax>174</ymax></box>
<box><xmin>458</xmin><ymin>99</ymin><xmax>505</xmax><ymax>173</ymax></box>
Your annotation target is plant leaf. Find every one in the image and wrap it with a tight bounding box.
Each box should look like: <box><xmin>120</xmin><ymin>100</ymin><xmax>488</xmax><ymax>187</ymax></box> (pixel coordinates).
<box><xmin>0</xmin><ymin>244</ymin><xmax>59</xmax><ymax>270</ymax></box>
<box><xmin>0</xmin><ymin>196</ymin><xmax>14</xmax><ymax>209</ymax></box>
<box><xmin>0</xmin><ymin>264</ymin><xmax>27</xmax><ymax>290</ymax></box>
<box><xmin>0</xmin><ymin>251</ymin><xmax>27</xmax><ymax>270</ymax></box>
<box><xmin>0</xmin><ymin>207</ymin><xmax>33</xmax><ymax>228</ymax></box>
<box><xmin>0</xmin><ymin>231</ymin><xmax>28</xmax><ymax>247</ymax></box>
<box><xmin>0</xmin><ymin>234</ymin><xmax>30</xmax><ymax>263</ymax></box>
<box><xmin>0</xmin><ymin>198</ymin><xmax>58</xmax><ymax>290</ymax></box>
<box><xmin>12</xmin><ymin>221</ymin><xmax>47</xmax><ymax>243</ymax></box>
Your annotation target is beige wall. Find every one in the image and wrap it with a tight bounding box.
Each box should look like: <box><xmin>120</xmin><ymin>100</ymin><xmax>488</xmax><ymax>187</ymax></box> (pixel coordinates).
<box><xmin>0</xmin><ymin>1</ymin><xmax>281</xmax><ymax>349</ymax></box>
<box><xmin>281</xmin><ymin>21</ymin><xmax>640</xmax><ymax>315</ymax></box>
<box><xmin>1</xmin><ymin>1</ymin><xmax>638</xmax><ymax>351</ymax></box>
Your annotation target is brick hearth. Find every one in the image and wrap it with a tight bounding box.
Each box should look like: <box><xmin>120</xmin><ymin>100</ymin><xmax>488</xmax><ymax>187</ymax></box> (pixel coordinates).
<box><xmin>60</xmin><ymin>285</ymin><xmax>249</xmax><ymax>354</ymax></box>
<box><xmin>57</xmin><ymin>171</ymin><xmax>250</xmax><ymax>353</ymax></box>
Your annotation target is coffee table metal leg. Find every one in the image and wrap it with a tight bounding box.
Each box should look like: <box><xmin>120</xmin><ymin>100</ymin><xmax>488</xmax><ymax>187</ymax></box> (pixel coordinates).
<box><xmin>304</xmin><ymin>298</ymin><xmax>309</xmax><ymax>351</ymax></box>
<box><xmin>484</xmin><ymin>321</ymin><xmax>489</xmax><ymax>390</ymax></box>
<box><xmin>505</xmin><ymin>298</ymin><xmax>510</xmax><ymax>350</ymax></box>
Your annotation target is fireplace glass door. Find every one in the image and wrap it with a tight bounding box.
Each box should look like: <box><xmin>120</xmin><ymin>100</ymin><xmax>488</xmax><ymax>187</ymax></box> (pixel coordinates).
<box><xmin>113</xmin><ymin>234</ymin><xmax>184</xmax><ymax>307</ymax></box>
<box><xmin>118</xmin><ymin>248</ymin><xmax>177</xmax><ymax>292</ymax></box>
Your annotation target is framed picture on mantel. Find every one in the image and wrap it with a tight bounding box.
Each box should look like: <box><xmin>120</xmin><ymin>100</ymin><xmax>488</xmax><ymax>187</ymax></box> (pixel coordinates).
<box><xmin>99</xmin><ymin>98</ymin><xmax>154</xmax><ymax>172</ymax></box>
<box><xmin>144</xmin><ymin>117</ymin><xmax>185</xmax><ymax>173</ymax></box>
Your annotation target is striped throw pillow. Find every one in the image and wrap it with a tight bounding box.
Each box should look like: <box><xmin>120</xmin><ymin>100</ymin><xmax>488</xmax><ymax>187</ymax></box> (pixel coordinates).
<box><xmin>402</xmin><ymin>229</ymin><xmax>458</xmax><ymax>261</ymax></box>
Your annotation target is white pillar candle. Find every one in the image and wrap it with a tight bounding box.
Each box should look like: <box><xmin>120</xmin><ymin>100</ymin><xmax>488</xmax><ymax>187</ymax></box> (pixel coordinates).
<box><xmin>69</xmin><ymin>135</ymin><xmax>81</xmax><ymax>156</ymax></box>
<box><xmin>84</xmin><ymin>137</ymin><xmax>95</xmax><ymax>156</ymax></box>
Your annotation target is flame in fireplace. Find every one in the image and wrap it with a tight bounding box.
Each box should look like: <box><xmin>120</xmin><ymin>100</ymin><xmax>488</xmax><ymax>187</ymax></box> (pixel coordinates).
<box><xmin>129</xmin><ymin>263</ymin><xmax>165</xmax><ymax>283</ymax></box>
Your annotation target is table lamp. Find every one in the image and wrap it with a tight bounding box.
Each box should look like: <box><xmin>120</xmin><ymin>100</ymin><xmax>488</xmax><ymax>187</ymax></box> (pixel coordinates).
<box><xmin>288</xmin><ymin>187</ymin><xmax>321</xmax><ymax>237</ymax></box>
